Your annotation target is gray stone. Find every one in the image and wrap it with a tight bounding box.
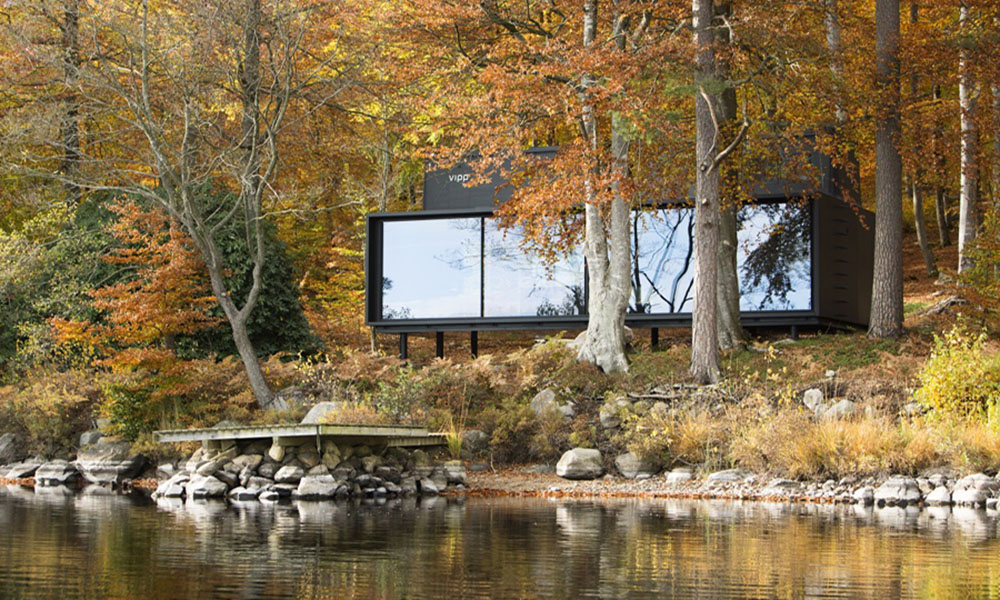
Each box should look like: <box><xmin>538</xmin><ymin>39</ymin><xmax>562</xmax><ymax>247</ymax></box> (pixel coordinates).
<box><xmin>4</xmin><ymin>460</ymin><xmax>41</xmax><ymax>479</ymax></box>
<box><xmin>187</xmin><ymin>475</ymin><xmax>228</xmax><ymax>499</ymax></box>
<box><xmin>762</xmin><ymin>479</ymin><xmax>802</xmax><ymax>496</ymax></box>
<box><xmin>267</xmin><ymin>443</ymin><xmax>285</xmax><ymax>463</ymax></box>
<box><xmin>361</xmin><ymin>455</ymin><xmax>383</xmax><ymax>474</ymax></box>
<box><xmin>34</xmin><ymin>461</ymin><xmax>80</xmax><ymax>487</ymax></box>
<box><xmin>0</xmin><ymin>433</ymin><xmax>25</xmax><ymax>465</ymax></box>
<box><xmin>412</xmin><ymin>449</ymin><xmax>431</xmax><ymax>467</ymax></box>
<box><xmin>258</xmin><ymin>461</ymin><xmax>279</xmax><ymax>479</ymax></box>
<box><xmin>650</xmin><ymin>401</ymin><xmax>670</xmax><ymax>416</ymax></box>
<box><xmin>297</xmin><ymin>450</ymin><xmax>321</xmax><ymax>469</ymax></box>
<box><xmin>802</xmin><ymin>388</ymin><xmax>824</xmax><ymax>411</ymax></box>
<box><xmin>419</xmin><ymin>478</ymin><xmax>440</xmax><ymax>495</ymax></box>
<box><xmin>231</xmin><ymin>454</ymin><xmax>263</xmax><ymax>472</ymax></box>
<box><xmin>75</xmin><ymin>439</ymin><xmax>145</xmax><ymax>485</ymax></box>
<box><xmin>294</xmin><ymin>474</ymin><xmax>340</xmax><ymax>499</ymax></box>
<box><xmin>321</xmin><ymin>451</ymin><xmax>341</xmax><ymax>469</ymax></box>
<box><xmin>665</xmin><ymin>468</ymin><xmax>693</xmax><ymax>484</ymax></box>
<box><xmin>530</xmin><ymin>389</ymin><xmax>560</xmax><ymax>418</ymax></box>
<box><xmin>614</xmin><ymin>452</ymin><xmax>660</xmax><ymax>479</ymax></box>
<box><xmin>953</xmin><ymin>488</ymin><xmax>987</xmax><ymax>507</ymax></box>
<box><xmin>874</xmin><ymin>476</ymin><xmax>922</xmax><ymax>505</ymax></box>
<box><xmin>925</xmin><ymin>486</ymin><xmax>953</xmax><ymax>506</ymax></box>
<box><xmin>853</xmin><ymin>486</ymin><xmax>875</xmax><ymax>505</ymax></box>
<box><xmin>228</xmin><ymin>486</ymin><xmax>260</xmax><ymax>501</ymax></box>
<box><xmin>258</xmin><ymin>489</ymin><xmax>281</xmax><ymax>502</ymax></box>
<box><xmin>274</xmin><ymin>465</ymin><xmax>304</xmax><ymax>485</ymax></box>
<box><xmin>154</xmin><ymin>473</ymin><xmax>190</xmax><ymax>499</ymax></box>
<box><xmin>246</xmin><ymin>476</ymin><xmax>273</xmax><ymax>491</ymax></box>
<box><xmin>599</xmin><ymin>403</ymin><xmax>622</xmax><ymax>430</ymax></box>
<box><xmin>307</xmin><ymin>464</ymin><xmax>330</xmax><ymax>476</ymax></box>
<box><xmin>196</xmin><ymin>461</ymin><xmax>219</xmax><ymax>477</ymax></box>
<box><xmin>707</xmin><ymin>469</ymin><xmax>752</xmax><ymax>484</ymax></box>
<box><xmin>461</xmin><ymin>429</ymin><xmax>489</xmax><ymax>455</ymax></box>
<box><xmin>156</xmin><ymin>463</ymin><xmax>176</xmax><ymax>479</ymax></box>
<box><xmin>955</xmin><ymin>473</ymin><xmax>1000</xmax><ymax>495</ymax></box>
<box><xmin>443</xmin><ymin>460</ymin><xmax>467</xmax><ymax>485</ymax></box>
<box><xmin>302</xmin><ymin>402</ymin><xmax>344</xmax><ymax>425</ymax></box>
<box><xmin>400</xmin><ymin>477</ymin><xmax>418</xmax><ymax>495</ymax></box>
<box><xmin>559</xmin><ymin>402</ymin><xmax>576</xmax><ymax>419</ymax></box>
<box><xmin>556</xmin><ymin>448</ymin><xmax>604</xmax><ymax>480</ymax></box>
<box><xmin>214</xmin><ymin>469</ymin><xmax>239</xmax><ymax>488</ymax></box>
<box><xmin>468</xmin><ymin>462</ymin><xmax>489</xmax><ymax>472</ymax></box>
<box><xmin>820</xmin><ymin>399</ymin><xmax>857</xmax><ymax>420</ymax></box>
<box><xmin>79</xmin><ymin>431</ymin><xmax>102</xmax><ymax>448</ymax></box>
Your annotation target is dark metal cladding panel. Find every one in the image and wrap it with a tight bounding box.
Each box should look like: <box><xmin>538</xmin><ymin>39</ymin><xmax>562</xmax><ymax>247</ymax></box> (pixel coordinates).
<box><xmin>422</xmin><ymin>147</ymin><xmax>559</xmax><ymax>211</ymax></box>
<box><xmin>815</xmin><ymin>195</ymin><xmax>874</xmax><ymax>327</ymax></box>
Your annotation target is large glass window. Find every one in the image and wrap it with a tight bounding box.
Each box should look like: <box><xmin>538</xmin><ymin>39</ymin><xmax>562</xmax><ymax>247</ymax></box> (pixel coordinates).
<box><xmin>737</xmin><ymin>202</ymin><xmax>812</xmax><ymax>310</ymax></box>
<box><xmin>381</xmin><ymin>218</ymin><xmax>482</xmax><ymax>319</ymax></box>
<box><xmin>483</xmin><ymin>219</ymin><xmax>585</xmax><ymax>317</ymax></box>
<box><xmin>630</xmin><ymin>208</ymin><xmax>695</xmax><ymax>314</ymax></box>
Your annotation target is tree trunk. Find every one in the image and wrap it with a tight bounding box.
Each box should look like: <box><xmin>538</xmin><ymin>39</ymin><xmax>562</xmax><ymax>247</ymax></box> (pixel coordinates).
<box><xmin>912</xmin><ymin>180</ymin><xmax>938</xmax><ymax>277</ymax></box>
<box><xmin>577</xmin><ymin>1</ymin><xmax>631</xmax><ymax>374</ymax></box>
<box><xmin>59</xmin><ymin>0</ymin><xmax>81</xmax><ymax>205</ymax></box>
<box><xmin>869</xmin><ymin>0</ymin><xmax>903</xmax><ymax>338</ymax></box>
<box><xmin>825</xmin><ymin>0</ymin><xmax>860</xmax><ymax>202</ymax></box>
<box><xmin>715</xmin><ymin>0</ymin><xmax>745</xmax><ymax>352</ymax></box>
<box><xmin>958</xmin><ymin>3</ymin><xmax>979</xmax><ymax>274</ymax></box>
<box><xmin>993</xmin><ymin>83</ymin><xmax>1000</xmax><ymax>206</ymax></box>
<box><xmin>908</xmin><ymin>2</ymin><xmax>936</xmax><ymax>278</ymax></box>
<box><xmin>690</xmin><ymin>0</ymin><xmax>721</xmax><ymax>383</ymax></box>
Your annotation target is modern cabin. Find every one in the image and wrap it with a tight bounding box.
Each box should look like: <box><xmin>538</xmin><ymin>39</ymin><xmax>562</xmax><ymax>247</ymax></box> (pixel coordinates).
<box><xmin>365</xmin><ymin>145</ymin><xmax>874</xmax><ymax>358</ymax></box>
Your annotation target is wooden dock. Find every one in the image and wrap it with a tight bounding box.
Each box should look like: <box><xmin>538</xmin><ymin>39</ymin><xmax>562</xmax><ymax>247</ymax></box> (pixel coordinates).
<box><xmin>154</xmin><ymin>423</ymin><xmax>446</xmax><ymax>449</ymax></box>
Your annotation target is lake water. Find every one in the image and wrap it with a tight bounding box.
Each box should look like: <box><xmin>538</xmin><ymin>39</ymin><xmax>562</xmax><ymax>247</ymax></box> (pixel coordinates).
<box><xmin>1</xmin><ymin>485</ymin><xmax>999</xmax><ymax>599</ymax></box>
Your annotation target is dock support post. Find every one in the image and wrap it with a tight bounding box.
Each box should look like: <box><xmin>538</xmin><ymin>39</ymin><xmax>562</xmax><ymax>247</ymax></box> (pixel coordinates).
<box><xmin>399</xmin><ymin>333</ymin><xmax>408</xmax><ymax>359</ymax></box>
<box><xmin>470</xmin><ymin>331</ymin><xmax>478</xmax><ymax>357</ymax></box>
<box><xmin>790</xmin><ymin>325</ymin><xmax>799</xmax><ymax>341</ymax></box>
<box><xmin>650</xmin><ymin>327</ymin><xmax>659</xmax><ymax>349</ymax></box>
<box><xmin>435</xmin><ymin>332</ymin><xmax>445</xmax><ymax>358</ymax></box>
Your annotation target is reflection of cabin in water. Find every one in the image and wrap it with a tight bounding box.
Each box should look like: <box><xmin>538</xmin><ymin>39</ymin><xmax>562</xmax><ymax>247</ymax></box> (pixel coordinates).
<box><xmin>365</xmin><ymin>145</ymin><xmax>874</xmax><ymax>358</ymax></box>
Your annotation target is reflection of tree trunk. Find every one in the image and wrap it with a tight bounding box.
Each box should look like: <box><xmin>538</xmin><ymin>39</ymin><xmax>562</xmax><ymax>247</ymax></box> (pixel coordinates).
<box><xmin>715</xmin><ymin>0</ymin><xmax>745</xmax><ymax>352</ymax></box>
<box><xmin>869</xmin><ymin>0</ymin><xmax>904</xmax><ymax>338</ymax></box>
<box><xmin>60</xmin><ymin>0</ymin><xmax>81</xmax><ymax>205</ymax></box>
<box><xmin>958</xmin><ymin>3</ymin><xmax>978</xmax><ymax>274</ymax></box>
<box><xmin>691</xmin><ymin>0</ymin><xmax>721</xmax><ymax>383</ymax></box>
<box><xmin>909</xmin><ymin>3</ymin><xmax>936</xmax><ymax>279</ymax></box>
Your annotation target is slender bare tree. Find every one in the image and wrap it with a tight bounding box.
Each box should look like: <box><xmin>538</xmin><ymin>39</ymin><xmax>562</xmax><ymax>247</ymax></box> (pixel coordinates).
<box><xmin>958</xmin><ymin>2</ymin><xmax>979</xmax><ymax>274</ymax></box>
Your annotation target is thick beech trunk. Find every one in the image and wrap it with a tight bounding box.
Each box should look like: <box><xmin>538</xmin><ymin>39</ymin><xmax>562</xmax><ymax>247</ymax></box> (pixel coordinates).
<box><xmin>576</xmin><ymin>0</ymin><xmax>631</xmax><ymax>374</ymax></box>
<box><xmin>869</xmin><ymin>0</ymin><xmax>904</xmax><ymax>338</ymax></box>
<box><xmin>690</xmin><ymin>0</ymin><xmax>720</xmax><ymax>383</ymax></box>
<box><xmin>958</xmin><ymin>3</ymin><xmax>979</xmax><ymax>274</ymax></box>
<box><xmin>715</xmin><ymin>0</ymin><xmax>745</xmax><ymax>352</ymax></box>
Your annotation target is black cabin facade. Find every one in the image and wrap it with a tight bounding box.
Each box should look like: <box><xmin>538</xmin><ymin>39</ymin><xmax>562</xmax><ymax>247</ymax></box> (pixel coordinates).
<box><xmin>365</xmin><ymin>145</ymin><xmax>874</xmax><ymax>357</ymax></box>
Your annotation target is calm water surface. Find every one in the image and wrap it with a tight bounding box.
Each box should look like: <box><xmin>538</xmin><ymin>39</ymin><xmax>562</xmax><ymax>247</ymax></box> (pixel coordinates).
<box><xmin>1</xmin><ymin>484</ymin><xmax>998</xmax><ymax>599</ymax></box>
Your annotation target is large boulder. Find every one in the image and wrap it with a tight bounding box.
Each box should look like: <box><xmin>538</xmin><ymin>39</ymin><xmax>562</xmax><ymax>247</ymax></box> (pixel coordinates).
<box><xmin>153</xmin><ymin>473</ymin><xmax>190</xmax><ymax>499</ymax></box>
<box><xmin>874</xmin><ymin>476</ymin><xmax>922</xmax><ymax>506</ymax></box>
<box><xmin>614</xmin><ymin>452</ymin><xmax>660</xmax><ymax>479</ymax></box>
<box><xmin>300</xmin><ymin>402</ymin><xmax>343</xmax><ymax>425</ymax></box>
<box><xmin>925</xmin><ymin>486</ymin><xmax>953</xmax><ymax>506</ymax></box>
<box><xmin>530</xmin><ymin>389</ymin><xmax>560</xmax><ymax>417</ymax></box>
<box><xmin>5</xmin><ymin>459</ymin><xmax>43</xmax><ymax>479</ymax></box>
<box><xmin>34</xmin><ymin>460</ymin><xmax>81</xmax><ymax>487</ymax></box>
<box><xmin>79</xmin><ymin>431</ymin><xmax>103</xmax><ymax>448</ymax></box>
<box><xmin>75</xmin><ymin>439</ymin><xmax>145</xmax><ymax>485</ymax></box>
<box><xmin>556</xmin><ymin>448</ymin><xmax>604</xmax><ymax>480</ymax></box>
<box><xmin>294</xmin><ymin>474</ymin><xmax>340</xmax><ymax>499</ymax></box>
<box><xmin>0</xmin><ymin>433</ymin><xmax>26</xmax><ymax>465</ymax></box>
<box><xmin>461</xmin><ymin>430</ymin><xmax>490</xmax><ymax>456</ymax></box>
<box><xmin>274</xmin><ymin>465</ymin><xmax>305</xmax><ymax>485</ymax></box>
<box><xmin>802</xmin><ymin>389</ymin><xmax>824</xmax><ymax>412</ymax></box>
<box><xmin>819</xmin><ymin>399</ymin><xmax>857</xmax><ymax>421</ymax></box>
<box><xmin>953</xmin><ymin>473</ymin><xmax>998</xmax><ymax>507</ymax></box>
<box><xmin>186</xmin><ymin>475</ymin><xmax>228</xmax><ymax>499</ymax></box>
<box><xmin>706</xmin><ymin>469</ymin><xmax>753</xmax><ymax>484</ymax></box>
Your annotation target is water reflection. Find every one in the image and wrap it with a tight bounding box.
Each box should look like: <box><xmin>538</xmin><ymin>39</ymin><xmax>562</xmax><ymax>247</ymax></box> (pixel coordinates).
<box><xmin>1</xmin><ymin>491</ymin><xmax>1000</xmax><ymax>599</ymax></box>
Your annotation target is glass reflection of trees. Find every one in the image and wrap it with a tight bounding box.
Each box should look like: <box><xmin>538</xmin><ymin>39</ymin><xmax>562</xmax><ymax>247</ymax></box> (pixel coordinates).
<box><xmin>381</xmin><ymin>218</ymin><xmax>482</xmax><ymax>319</ymax></box>
<box><xmin>631</xmin><ymin>209</ymin><xmax>695</xmax><ymax>314</ymax></box>
<box><xmin>483</xmin><ymin>219</ymin><xmax>585</xmax><ymax>318</ymax></box>
<box><xmin>738</xmin><ymin>202</ymin><xmax>812</xmax><ymax>311</ymax></box>
<box><xmin>378</xmin><ymin>202</ymin><xmax>811</xmax><ymax>321</ymax></box>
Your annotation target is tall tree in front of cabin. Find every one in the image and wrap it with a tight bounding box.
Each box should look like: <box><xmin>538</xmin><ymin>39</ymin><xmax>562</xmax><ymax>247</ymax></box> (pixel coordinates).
<box><xmin>869</xmin><ymin>0</ymin><xmax>904</xmax><ymax>339</ymax></box>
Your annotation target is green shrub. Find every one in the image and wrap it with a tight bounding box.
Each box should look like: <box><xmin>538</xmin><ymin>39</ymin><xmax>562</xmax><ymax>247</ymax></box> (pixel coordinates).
<box><xmin>914</xmin><ymin>325</ymin><xmax>1000</xmax><ymax>418</ymax></box>
<box><xmin>479</xmin><ymin>399</ymin><xmax>539</xmax><ymax>464</ymax></box>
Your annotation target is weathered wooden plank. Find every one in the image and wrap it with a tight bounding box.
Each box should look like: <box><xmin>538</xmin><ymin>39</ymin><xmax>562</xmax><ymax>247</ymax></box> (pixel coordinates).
<box><xmin>153</xmin><ymin>423</ymin><xmax>443</xmax><ymax>448</ymax></box>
